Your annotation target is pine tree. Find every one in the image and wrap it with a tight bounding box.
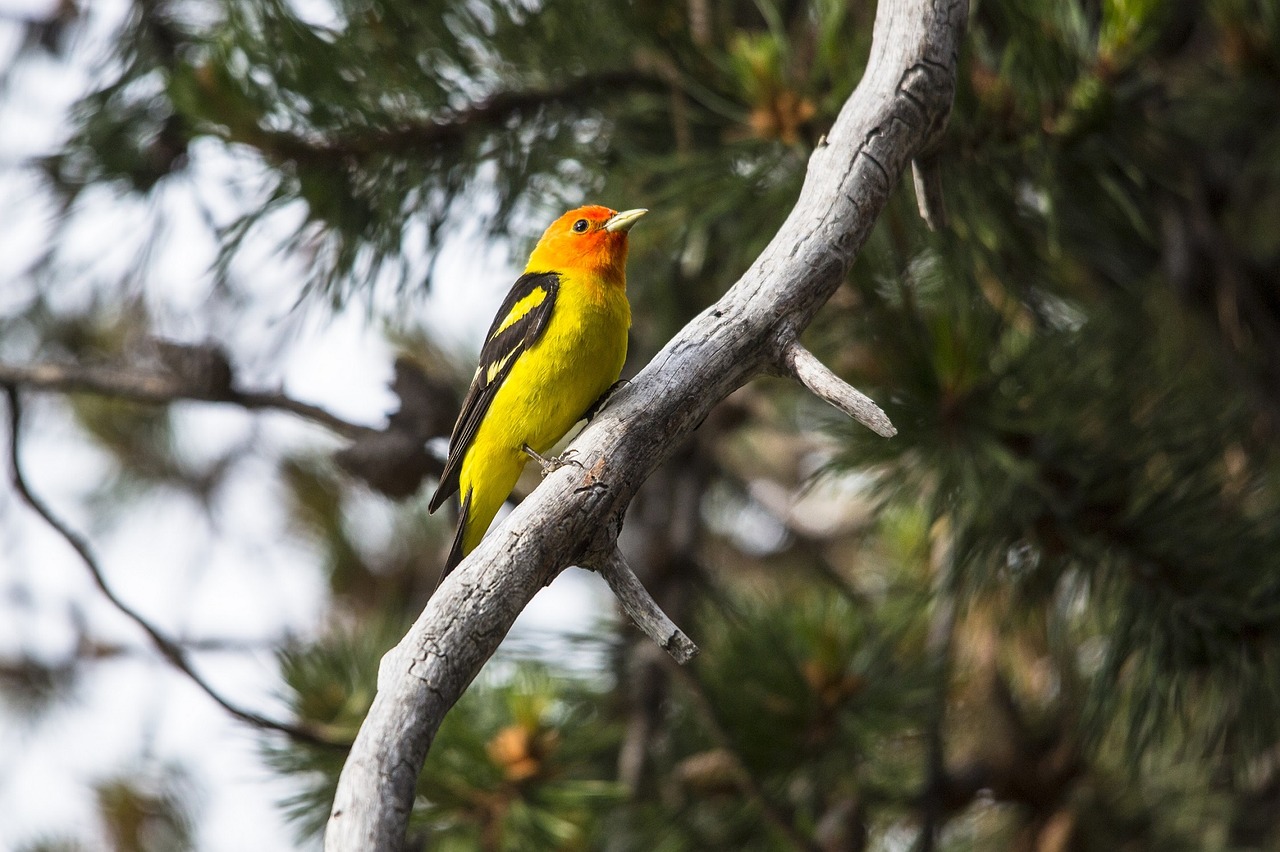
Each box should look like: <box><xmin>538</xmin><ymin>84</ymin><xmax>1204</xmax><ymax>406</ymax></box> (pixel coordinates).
<box><xmin>2</xmin><ymin>0</ymin><xmax>1279</xmax><ymax>849</ymax></box>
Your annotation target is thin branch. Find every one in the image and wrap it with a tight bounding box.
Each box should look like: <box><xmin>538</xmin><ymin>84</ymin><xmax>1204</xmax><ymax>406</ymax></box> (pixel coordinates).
<box><xmin>593</xmin><ymin>549</ymin><xmax>698</xmax><ymax>664</ymax></box>
<box><xmin>912</xmin><ymin>153</ymin><xmax>948</xmax><ymax>231</ymax></box>
<box><xmin>615</xmin><ymin>445</ymin><xmax>708</xmax><ymax>792</ymax></box>
<box><xmin>668</xmin><ymin>662</ymin><xmax>821</xmax><ymax>852</ymax></box>
<box><xmin>0</xmin><ymin>635</ymin><xmax>288</xmax><ymax>680</ymax></box>
<box><xmin>325</xmin><ymin>0</ymin><xmax>966</xmax><ymax>845</ymax></box>
<box><xmin>0</xmin><ymin>360</ymin><xmax>373</xmax><ymax>440</ymax></box>
<box><xmin>3</xmin><ymin>387</ymin><xmax>349</xmax><ymax>750</ymax></box>
<box><xmin>779</xmin><ymin>342</ymin><xmax>896</xmax><ymax>438</ymax></box>
<box><xmin>248</xmin><ymin>71</ymin><xmax>667</xmax><ymax>164</ymax></box>
<box><xmin>80</xmin><ymin>636</ymin><xmax>286</xmax><ymax>659</ymax></box>
<box><xmin>227</xmin><ymin>390</ymin><xmax>372</xmax><ymax>438</ymax></box>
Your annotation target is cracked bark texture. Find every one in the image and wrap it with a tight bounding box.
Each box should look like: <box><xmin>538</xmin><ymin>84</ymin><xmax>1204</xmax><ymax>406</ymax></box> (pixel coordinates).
<box><xmin>324</xmin><ymin>0</ymin><xmax>967</xmax><ymax>847</ymax></box>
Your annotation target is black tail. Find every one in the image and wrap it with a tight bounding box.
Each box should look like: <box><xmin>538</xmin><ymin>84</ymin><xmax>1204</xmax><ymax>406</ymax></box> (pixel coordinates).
<box><xmin>438</xmin><ymin>490</ymin><xmax>471</xmax><ymax>587</ymax></box>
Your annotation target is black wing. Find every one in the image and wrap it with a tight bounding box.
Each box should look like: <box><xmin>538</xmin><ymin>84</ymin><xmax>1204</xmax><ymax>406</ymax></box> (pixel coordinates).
<box><xmin>428</xmin><ymin>271</ymin><xmax>560</xmax><ymax>512</ymax></box>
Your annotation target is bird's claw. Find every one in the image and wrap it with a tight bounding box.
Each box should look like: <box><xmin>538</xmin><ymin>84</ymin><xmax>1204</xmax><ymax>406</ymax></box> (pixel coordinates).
<box><xmin>523</xmin><ymin>445</ymin><xmax>585</xmax><ymax>477</ymax></box>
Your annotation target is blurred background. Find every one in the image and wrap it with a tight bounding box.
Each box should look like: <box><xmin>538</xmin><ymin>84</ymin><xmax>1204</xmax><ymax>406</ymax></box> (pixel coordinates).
<box><xmin>2</xmin><ymin>0</ymin><xmax>1280</xmax><ymax>849</ymax></box>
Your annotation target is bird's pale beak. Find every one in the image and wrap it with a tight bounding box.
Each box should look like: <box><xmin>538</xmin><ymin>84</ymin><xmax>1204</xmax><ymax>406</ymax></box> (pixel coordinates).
<box><xmin>604</xmin><ymin>208</ymin><xmax>648</xmax><ymax>233</ymax></box>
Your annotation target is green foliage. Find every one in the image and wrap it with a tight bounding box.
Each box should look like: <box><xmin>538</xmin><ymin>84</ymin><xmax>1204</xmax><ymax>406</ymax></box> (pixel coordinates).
<box><xmin>92</xmin><ymin>764</ymin><xmax>198</xmax><ymax>852</ymax></box>
<box><xmin>687</xmin><ymin>589</ymin><xmax>932</xmax><ymax>784</ymax></box>
<box><xmin>612</xmin><ymin>588</ymin><xmax>938</xmax><ymax>850</ymax></box>
<box><xmin>828</xmin><ymin>0</ymin><xmax>1280</xmax><ymax>765</ymax></box>
<box><xmin>270</xmin><ymin>588</ymin><xmax>941</xmax><ymax>849</ymax></box>
<box><xmin>410</xmin><ymin>668</ymin><xmax>624</xmax><ymax>851</ymax></box>
<box><xmin>269</xmin><ymin>622</ymin><xmax>625</xmax><ymax>846</ymax></box>
<box><xmin>45</xmin><ymin>0</ymin><xmax>877</xmax><ymax>303</ymax></box>
<box><xmin>267</xmin><ymin>620</ymin><xmax>400</xmax><ymax>837</ymax></box>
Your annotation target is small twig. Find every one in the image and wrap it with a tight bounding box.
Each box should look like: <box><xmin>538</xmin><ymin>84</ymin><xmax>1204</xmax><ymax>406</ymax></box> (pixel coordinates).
<box><xmin>779</xmin><ymin>342</ymin><xmax>896</xmax><ymax>437</ymax></box>
<box><xmin>227</xmin><ymin>389</ymin><xmax>370</xmax><ymax>438</ymax></box>
<box><xmin>594</xmin><ymin>549</ymin><xmax>699</xmax><ymax>664</ymax></box>
<box><xmin>3</xmin><ymin>386</ymin><xmax>349</xmax><ymax>750</ymax></box>
<box><xmin>0</xmin><ymin>360</ymin><xmax>373</xmax><ymax>440</ymax></box>
<box><xmin>911</xmin><ymin>153</ymin><xmax>948</xmax><ymax>231</ymax></box>
<box><xmin>668</xmin><ymin>662</ymin><xmax>821</xmax><ymax>852</ymax></box>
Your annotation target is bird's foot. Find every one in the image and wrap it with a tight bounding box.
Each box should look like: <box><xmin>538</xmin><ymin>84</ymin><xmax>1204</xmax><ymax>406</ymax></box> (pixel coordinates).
<box><xmin>522</xmin><ymin>444</ymin><xmax>585</xmax><ymax>477</ymax></box>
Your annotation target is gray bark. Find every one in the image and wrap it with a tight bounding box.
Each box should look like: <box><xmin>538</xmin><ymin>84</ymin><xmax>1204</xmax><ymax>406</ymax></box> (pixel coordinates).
<box><xmin>780</xmin><ymin>341</ymin><xmax>897</xmax><ymax>438</ymax></box>
<box><xmin>324</xmin><ymin>0</ymin><xmax>967</xmax><ymax>846</ymax></box>
<box><xmin>594</xmin><ymin>548</ymin><xmax>699</xmax><ymax>664</ymax></box>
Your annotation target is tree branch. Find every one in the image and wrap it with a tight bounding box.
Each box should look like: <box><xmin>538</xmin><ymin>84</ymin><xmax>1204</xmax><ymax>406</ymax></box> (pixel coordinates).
<box><xmin>3</xmin><ymin>387</ymin><xmax>348</xmax><ymax>750</ymax></box>
<box><xmin>912</xmin><ymin>153</ymin><xmax>949</xmax><ymax>231</ymax></box>
<box><xmin>593</xmin><ymin>549</ymin><xmax>698</xmax><ymax>664</ymax></box>
<box><xmin>0</xmin><ymin>353</ymin><xmax>461</xmax><ymax>499</ymax></box>
<box><xmin>0</xmin><ymin>359</ymin><xmax>373</xmax><ymax>440</ymax></box>
<box><xmin>325</xmin><ymin>0</ymin><xmax>966</xmax><ymax>846</ymax></box>
<box><xmin>778</xmin><ymin>341</ymin><xmax>896</xmax><ymax>437</ymax></box>
<box><xmin>248</xmin><ymin>71</ymin><xmax>667</xmax><ymax>165</ymax></box>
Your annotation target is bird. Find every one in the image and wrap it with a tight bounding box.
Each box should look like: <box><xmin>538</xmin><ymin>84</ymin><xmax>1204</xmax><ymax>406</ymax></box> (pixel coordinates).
<box><xmin>428</xmin><ymin>205</ymin><xmax>647</xmax><ymax>577</ymax></box>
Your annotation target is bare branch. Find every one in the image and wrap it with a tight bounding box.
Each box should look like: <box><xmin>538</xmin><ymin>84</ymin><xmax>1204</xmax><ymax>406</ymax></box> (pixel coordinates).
<box><xmin>778</xmin><ymin>342</ymin><xmax>896</xmax><ymax>437</ymax></box>
<box><xmin>912</xmin><ymin>153</ymin><xmax>948</xmax><ymax>231</ymax></box>
<box><xmin>594</xmin><ymin>549</ymin><xmax>698</xmax><ymax>664</ymax></box>
<box><xmin>3</xmin><ymin>386</ymin><xmax>349</xmax><ymax>750</ymax></box>
<box><xmin>0</xmin><ymin>359</ymin><xmax>373</xmax><ymax>440</ymax></box>
<box><xmin>0</xmin><ymin>353</ymin><xmax>459</xmax><ymax>499</ymax></box>
<box><xmin>325</xmin><ymin>0</ymin><xmax>966</xmax><ymax>846</ymax></box>
<box><xmin>82</xmin><ymin>636</ymin><xmax>287</xmax><ymax>659</ymax></box>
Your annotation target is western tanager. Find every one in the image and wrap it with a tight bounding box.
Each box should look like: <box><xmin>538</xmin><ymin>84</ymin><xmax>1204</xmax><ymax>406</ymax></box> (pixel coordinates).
<box><xmin>428</xmin><ymin>205</ymin><xmax>647</xmax><ymax>575</ymax></box>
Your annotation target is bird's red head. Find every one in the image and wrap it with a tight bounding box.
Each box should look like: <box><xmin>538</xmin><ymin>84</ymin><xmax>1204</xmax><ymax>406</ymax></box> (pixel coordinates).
<box><xmin>525</xmin><ymin>205</ymin><xmax>647</xmax><ymax>282</ymax></box>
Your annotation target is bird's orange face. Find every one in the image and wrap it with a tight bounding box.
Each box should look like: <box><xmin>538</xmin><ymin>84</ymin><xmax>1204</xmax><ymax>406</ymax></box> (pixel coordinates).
<box><xmin>525</xmin><ymin>205</ymin><xmax>647</xmax><ymax>281</ymax></box>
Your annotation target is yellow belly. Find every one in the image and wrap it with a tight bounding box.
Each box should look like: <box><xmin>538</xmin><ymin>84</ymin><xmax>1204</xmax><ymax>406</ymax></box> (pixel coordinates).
<box><xmin>458</xmin><ymin>289</ymin><xmax>628</xmax><ymax>554</ymax></box>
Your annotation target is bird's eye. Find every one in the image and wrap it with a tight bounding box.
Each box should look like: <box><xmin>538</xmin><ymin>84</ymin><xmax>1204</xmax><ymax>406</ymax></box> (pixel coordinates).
<box><xmin>572</xmin><ymin>219</ymin><xmax>589</xmax><ymax>233</ymax></box>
